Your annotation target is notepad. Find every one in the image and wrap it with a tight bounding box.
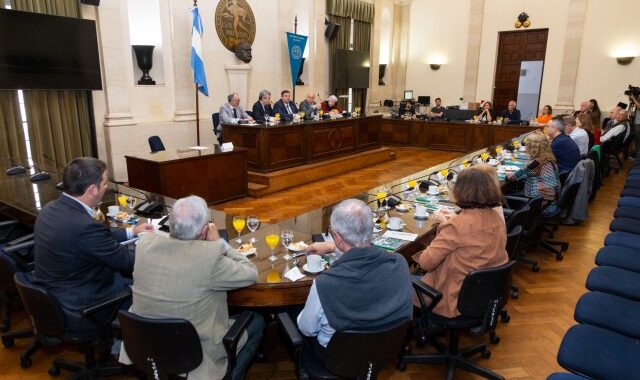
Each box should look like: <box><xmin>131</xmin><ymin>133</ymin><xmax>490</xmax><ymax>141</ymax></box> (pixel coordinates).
<box><xmin>284</xmin><ymin>267</ymin><xmax>305</xmax><ymax>282</ymax></box>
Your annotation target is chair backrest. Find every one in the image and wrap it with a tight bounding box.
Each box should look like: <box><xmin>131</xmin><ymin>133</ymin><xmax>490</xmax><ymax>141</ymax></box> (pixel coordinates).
<box><xmin>506</xmin><ymin>225</ymin><xmax>523</xmax><ymax>260</ymax></box>
<box><xmin>457</xmin><ymin>261</ymin><xmax>516</xmax><ymax>332</ymax></box>
<box><xmin>558</xmin><ymin>178</ymin><xmax>582</xmax><ymax>211</ymax></box>
<box><xmin>505</xmin><ymin>205</ymin><xmax>529</xmax><ymax>232</ymax></box>
<box><xmin>522</xmin><ymin>196</ymin><xmax>544</xmax><ymax>231</ymax></box>
<box><xmin>118</xmin><ymin>310</ymin><xmax>203</xmax><ymax>379</ymax></box>
<box><xmin>0</xmin><ymin>252</ymin><xmax>19</xmax><ymax>294</ymax></box>
<box><xmin>323</xmin><ymin>319</ymin><xmax>411</xmax><ymax>379</ymax></box>
<box><xmin>246</xmin><ymin>110</ymin><xmax>254</xmax><ymax>119</ymax></box>
<box><xmin>212</xmin><ymin>112</ymin><xmax>220</xmax><ymax>129</ymax></box>
<box><xmin>148</xmin><ymin>135</ymin><xmax>165</xmax><ymax>153</ymax></box>
<box><xmin>13</xmin><ymin>272</ymin><xmax>66</xmax><ymax>338</ymax></box>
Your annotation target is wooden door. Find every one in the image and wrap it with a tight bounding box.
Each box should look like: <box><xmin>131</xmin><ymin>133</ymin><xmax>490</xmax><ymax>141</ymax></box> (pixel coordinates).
<box><xmin>493</xmin><ymin>29</ymin><xmax>548</xmax><ymax>114</ymax></box>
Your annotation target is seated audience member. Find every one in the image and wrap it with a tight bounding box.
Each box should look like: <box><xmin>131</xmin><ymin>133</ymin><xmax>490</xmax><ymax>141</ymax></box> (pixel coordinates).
<box><xmin>545</xmin><ymin>116</ymin><xmax>581</xmax><ymax>173</ymax></box>
<box><xmin>121</xmin><ymin>195</ymin><xmax>262</xmax><ymax>380</ymax></box>
<box><xmin>535</xmin><ymin>105</ymin><xmax>553</xmax><ymax>125</ymax></box>
<box><xmin>476</xmin><ymin>101</ymin><xmax>495</xmax><ymax>122</ymax></box>
<box><xmin>417</xmin><ymin>168</ymin><xmax>508</xmax><ymax>318</ymax></box>
<box><xmin>432</xmin><ymin>164</ymin><xmax>505</xmax><ymax>224</ymax></box>
<box><xmin>219</xmin><ymin>92</ymin><xmax>254</xmax><ymax>128</ymax></box>
<box><xmin>602</xmin><ymin>106</ymin><xmax>619</xmax><ymax>132</ymax></box>
<box><xmin>298</xmin><ymin>199</ymin><xmax>412</xmax><ymax>359</ymax></box>
<box><xmin>399</xmin><ymin>101</ymin><xmax>417</xmax><ymax>119</ymax></box>
<box><xmin>251</xmin><ymin>90</ymin><xmax>273</xmax><ymax>122</ymax></box>
<box><xmin>506</xmin><ymin>132</ymin><xmax>561</xmax><ymax>216</ymax></box>
<box><xmin>589</xmin><ymin>98</ymin><xmax>602</xmax><ymax>127</ymax></box>
<box><xmin>573</xmin><ymin>99</ymin><xmax>591</xmax><ymax>118</ymax></box>
<box><xmin>501</xmin><ymin>100</ymin><xmax>522</xmax><ymax>124</ymax></box>
<box><xmin>34</xmin><ymin>157</ymin><xmax>154</xmax><ymax>333</ymax></box>
<box><xmin>429</xmin><ymin>97</ymin><xmax>446</xmax><ymax>118</ymax></box>
<box><xmin>272</xmin><ymin>89</ymin><xmax>300</xmax><ymax>121</ymax></box>
<box><xmin>320</xmin><ymin>95</ymin><xmax>342</xmax><ymax>114</ymax></box>
<box><xmin>630</xmin><ymin>93</ymin><xmax>640</xmax><ymax>158</ymax></box>
<box><xmin>575</xmin><ymin>113</ymin><xmax>596</xmax><ymax>148</ymax></box>
<box><xmin>564</xmin><ymin>115</ymin><xmax>589</xmax><ymax>156</ymax></box>
<box><xmin>601</xmin><ymin>109</ymin><xmax>630</xmax><ymax>143</ymax></box>
<box><xmin>299</xmin><ymin>92</ymin><xmax>319</xmax><ymax>119</ymax></box>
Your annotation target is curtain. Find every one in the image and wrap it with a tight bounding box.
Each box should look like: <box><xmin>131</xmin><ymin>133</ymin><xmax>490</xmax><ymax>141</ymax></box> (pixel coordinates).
<box><xmin>11</xmin><ymin>0</ymin><xmax>94</xmax><ymax>163</ymax></box>
<box><xmin>0</xmin><ymin>91</ymin><xmax>27</xmax><ymax>162</ymax></box>
<box><xmin>327</xmin><ymin>0</ymin><xmax>373</xmax><ymax>112</ymax></box>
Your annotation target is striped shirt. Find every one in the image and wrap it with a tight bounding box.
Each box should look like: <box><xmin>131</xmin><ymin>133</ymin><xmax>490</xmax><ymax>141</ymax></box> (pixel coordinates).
<box><xmin>509</xmin><ymin>160</ymin><xmax>560</xmax><ymax>216</ymax></box>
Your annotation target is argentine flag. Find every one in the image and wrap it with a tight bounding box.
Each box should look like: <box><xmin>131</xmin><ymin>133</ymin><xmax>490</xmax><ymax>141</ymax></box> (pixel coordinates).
<box><xmin>191</xmin><ymin>6</ymin><xmax>209</xmax><ymax>96</ymax></box>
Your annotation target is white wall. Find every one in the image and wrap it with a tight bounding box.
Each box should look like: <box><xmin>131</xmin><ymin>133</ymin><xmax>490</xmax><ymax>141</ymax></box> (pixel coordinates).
<box><xmin>405</xmin><ymin>0</ymin><xmax>470</xmax><ymax>106</ymax></box>
<box><xmin>574</xmin><ymin>0</ymin><xmax>640</xmax><ymax>111</ymax></box>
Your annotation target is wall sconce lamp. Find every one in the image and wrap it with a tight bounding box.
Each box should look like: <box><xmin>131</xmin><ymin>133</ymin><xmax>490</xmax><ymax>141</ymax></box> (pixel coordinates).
<box><xmin>429</xmin><ymin>63</ymin><xmax>441</xmax><ymax>71</ymax></box>
<box><xmin>616</xmin><ymin>57</ymin><xmax>635</xmax><ymax>65</ymax></box>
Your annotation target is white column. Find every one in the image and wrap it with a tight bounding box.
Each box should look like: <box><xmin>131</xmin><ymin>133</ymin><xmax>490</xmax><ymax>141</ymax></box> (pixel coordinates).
<box><xmin>555</xmin><ymin>0</ymin><xmax>588</xmax><ymax>113</ymax></box>
<box><xmin>463</xmin><ymin>0</ymin><xmax>485</xmax><ymax>102</ymax></box>
<box><xmin>170</xmin><ymin>0</ymin><xmax>197</xmax><ymax>122</ymax></box>
<box><xmin>389</xmin><ymin>0</ymin><xmax>411</xmax><ymax>100</ymax></box>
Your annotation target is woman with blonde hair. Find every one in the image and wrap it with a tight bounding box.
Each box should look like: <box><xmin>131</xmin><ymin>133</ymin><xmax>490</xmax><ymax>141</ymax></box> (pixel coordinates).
<box><xmin>505</xmin><ymin>131</ymin><xmax>560</xmax><ymax>216</ymax></box>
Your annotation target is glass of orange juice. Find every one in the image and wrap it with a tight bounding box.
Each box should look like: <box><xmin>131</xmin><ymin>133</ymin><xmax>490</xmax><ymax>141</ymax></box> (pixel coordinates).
<box><xmin>376</xmin><ymin>187</ymin><xmax>390</xmax><ymax>211</ymax></box>
<box><xmin>408</xmin><ymin>179</ymin><xmax>417</xmax><ymax>190</ymax></box>
<box><xmin>480</xmin><ymin>152</ymin><xmax>489</xmax><ymax>162</ymax></box>
<box><xmin>232</xmin><ymin>216</ymin><xmax>245</xmax><ymax>245</ymax></box>
<box><xmin>266</xmin><ymin>233</ymin><xmax>280</xmax><ymax>262</ymax></box>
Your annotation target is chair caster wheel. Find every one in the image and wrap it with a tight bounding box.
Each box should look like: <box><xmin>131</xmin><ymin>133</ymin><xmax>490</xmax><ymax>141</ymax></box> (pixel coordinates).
<box><xmin>20</xmin><ymin>357</ymin><xmax>32</xmax><ymax>369</ymax></box>
<box><xmin>490</xmin><ymin>335</ymin><xmax>501</xmax><ymax>344</ymax></box>
<box><xmin>2</xmin><ymin>336</ymin><xmax>14</xmax><ymax>347</ymax></box>
<box><xmin>511</xmin><ymin>290</ymin><xmax>519</xmax><ymax>299</ymax></box>
<box><xmin>532</xmin><ymin>265</ymin><xmax>540</xmax><ymax>272</ymax></box>
<box><xmin>397</xmin><ymin>360</ymin><xmax>407</xmax><ymax>371</ymax></box>
<box><xmin>417</xmin><ymin>336</ymin><xmax>427</xmax><ymax>348</ymax></box>
<box><xmin>481</xmin><ymin>350</ymin><xmax>491</xmax><ymax>359</ymax></box>
<box><xmin>556</xmin><ymin>254</ymin><xmax>563</xmax><ymax>261</ymax></box>
<box><xmin>561</xmin><ymin>244</ymin><xmax>569</xmax><ymax>251</ymax></box>
<box><xmin>48</xmin><ymin>365</ymin><xmax>60</xmax><ymax>376</ymax></box>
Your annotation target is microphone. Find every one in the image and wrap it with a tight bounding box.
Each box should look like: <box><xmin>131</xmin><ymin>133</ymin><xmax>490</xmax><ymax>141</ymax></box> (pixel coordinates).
<box><xmin>108</xmin><ymin>179</ymin><xmax>150</xmax><ymax>202</ymax></box>
<box><xmin>3</xmin><ymin>156</ymin><xmax>28</xmax><ymax>176</ymax></box>
<box><xmin>41</xmin><ymin>153</ymin><xmax>66</xmax><ymax>189</ymax></box>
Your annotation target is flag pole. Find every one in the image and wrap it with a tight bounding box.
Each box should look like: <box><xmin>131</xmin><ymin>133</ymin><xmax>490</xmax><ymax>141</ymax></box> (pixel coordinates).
<box><xmin>194</xmin><ymin>0</ymin><xmax>200</xmax><ymax>146</ymax></box>
<box><xmin>293</xmin><ymin>15</ymin><xmax>297</xmax><ymax>102</ymax></box>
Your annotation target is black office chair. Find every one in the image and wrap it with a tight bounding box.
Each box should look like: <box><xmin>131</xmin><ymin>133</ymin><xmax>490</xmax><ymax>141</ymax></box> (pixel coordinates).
<box><xmin>504</xmin><ymin>196</ymin><xmax>544</xmax><ymax>272</ymax></box>
<box><xmin>13</xmin><ymin>272</ymin><xmax>130</xmax><ymax>375</ymax></box>
<box><xmin>246</xmin><ymin>110</ymin><xmax>254</xmax><ymax>119</ymax></box>
<box><xmin>538</xmin><ymin>180</ymin><xmax>582</xmax><ymax>260</ymax></box>
<box><xmin>0</xmin><ymin>219</ymin><xmax>32</xmax><ymax>245</ymax></box>
<box><xmin>148</xmin><ymin>135</ymin><xmax>166</xmax><ymax>153</ymax></box>
<box><xmin>118</xmin><ymin>309</ymin><xmax>253</xmax><ymax>380</ymax></box>
<box><xmin>277</xmin><ymin>312</ymin><xmax>411</xmax><ymax>380</ymax></box>
<box><xmin>399</xmin><ymin>261</ymin><xmax>516</xmax><ymax>380</ymax></box>
<box><xmin>1</xmin><ymin>240</ymin><xmax>34</xmax><ymax>347</ymax></box>
<box><xmin>212</xmin><ymin>112</ymin><xmax>221</xmax><ymax>142</ymax></box>
<box><xmin>505</xmin><ymin>225</ymin><xmax>523</xmax><ymax>301</ymax></box>
<box><xmin>610</xmin><ymin>131</ymin><xmax>627</xmax><ymax>172</ymax></box>
<box><xmin>599</xmin><ymin>139</ymin><xmax>614</xmax><ymax>177</ymax></box>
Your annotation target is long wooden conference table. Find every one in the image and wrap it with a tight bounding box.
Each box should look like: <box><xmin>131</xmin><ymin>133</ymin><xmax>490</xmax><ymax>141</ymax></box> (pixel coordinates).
<box><xmin>0</xmin><ymin>123</ymin><xmax>537</xmax><ymax>308</ymax></box>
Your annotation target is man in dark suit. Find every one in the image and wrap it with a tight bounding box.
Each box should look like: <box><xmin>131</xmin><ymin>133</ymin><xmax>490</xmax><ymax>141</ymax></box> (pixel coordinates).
<box><xmin>33</xmin><ymin>157</ymin><xmax>153</xmax><ymax>334</ymax></box>
<box><xmin>501</xmin><ymin>100</ymin><xmax>522</xmax><ymax>124</ymax></box>
<box><xmin>252</xmin><ymin>90</ymin><xmax>273</xmax><ymax>122</ymax></box>
<box><xmin>272</xmin><ymin>89</ymin><xmax>299</xmax><ymax>121</ymax></box>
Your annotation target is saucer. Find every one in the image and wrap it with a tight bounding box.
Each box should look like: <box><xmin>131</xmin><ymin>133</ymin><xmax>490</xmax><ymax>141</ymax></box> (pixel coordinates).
<box><xmin>387</xmin><ymin>223</ymin><xmax>405</xmax><ymax>231</ymax></box>
<box><xmin>303</xmin><ymin>264</ymin><xmax>324</xmax><ymax>274</ymax></box>
<box><xmin>395</xmin><ymin>206</ymin><xmax>409</xmax><ymax>213</ymax></box>
<box><xmin>427</xmin><ymin>191</ymin><xmax>439</xmax><ymax>196</ymax></box>
<box><xmin>239</xmin><ymin>248</ymin><xmax>256</xmax><ymax>257</ymax></box>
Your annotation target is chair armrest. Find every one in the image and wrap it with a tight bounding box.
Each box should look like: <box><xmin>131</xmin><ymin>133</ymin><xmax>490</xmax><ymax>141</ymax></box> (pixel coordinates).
<box><xmin>503</xmin><ymin>195</ymin><xmax>530</xmax><ymax>210</ymax></box>
<box><xmin>6</xmin><ymin>233</ymin><xmax>35</xmax><ymax>246</ymax></box>
<box><xmin>81</xmin><ymin>289</ymin><xmax>131</xmax><ymax>317</ymax></box>
<box><xmin>503</xmin><ymin>208</ymin><xmax>514</xmax><ymax>219</ymax></box>
<box><xmin>3</xmin><ymin>239</ymin><xmax>33</xmax><ymax>254</ymax></box>
<box><xmin>0</xmin><ymin>220</ymin><xmax>19</xmax><ymax>228</ymax></box>
<box><xmin>276</xmin><ymin>312</ymin><xmax>307</xmax><ymax>380</ymax></box>
<box><xmin>4</xmin><ymin>240</ymin><xmax>34</xmax><ymax>271</ymax></box>
<box><xmin>223</xmin><ymin>310</ymin><xmax>253</xmax><ymax>380</ymax></box>
<box><xmin>412</xmin><ymin>278</ymin><xmax>442</xmax><ymax>314</ymax></box>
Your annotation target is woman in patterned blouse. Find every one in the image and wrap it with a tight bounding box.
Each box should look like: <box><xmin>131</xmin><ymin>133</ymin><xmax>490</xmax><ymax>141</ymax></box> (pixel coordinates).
<box><xmin>506</xmin><ymin>131</ymin><xmax>561</xmax><ymax>216</ymax></box>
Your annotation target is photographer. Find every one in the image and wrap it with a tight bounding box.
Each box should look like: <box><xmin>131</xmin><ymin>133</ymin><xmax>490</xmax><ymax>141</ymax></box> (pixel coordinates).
<box><xmin>629</xmin><ymin>90</ymin><xmax>640</xmax><ymax>158</ymax></box>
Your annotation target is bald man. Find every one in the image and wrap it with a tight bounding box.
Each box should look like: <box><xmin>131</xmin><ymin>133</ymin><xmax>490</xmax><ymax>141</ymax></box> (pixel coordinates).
<box><xmin>299</xmin><ymin>92</ymin><xmax>319</xmax><ymax>120</ymax></box>
<box><xmin>501</xmin><ymin>100</ymin><xmax>522</xmax><ymax>125</ymax></box>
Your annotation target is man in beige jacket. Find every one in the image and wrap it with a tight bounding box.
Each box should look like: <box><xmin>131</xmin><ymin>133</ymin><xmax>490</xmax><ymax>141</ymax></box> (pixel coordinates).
<box><xmin>120</xmin><ymin>195</ymin><xmax>263</xmax><ymax>380</ymax></box>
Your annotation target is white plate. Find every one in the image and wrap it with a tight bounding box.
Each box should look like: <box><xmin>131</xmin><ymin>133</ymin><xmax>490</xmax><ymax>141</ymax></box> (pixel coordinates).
<box><xmin>395</xmin><ymin>205</ymin><xmax>409</xmax><ymax>212</ymax></box>
<box><xmin>288</xmin><ymin>241</ymin><xmax>308</xmax><ymax>252</ymax></box>
<box><xmin>303</xmin><ymin>264</ymin><xmax>324</xmax><ymax>274</ymax></box>
<box><xmin>238</xmin><ymin>247</ymin><xmax>256</xmax><ymax>257</ymax></box>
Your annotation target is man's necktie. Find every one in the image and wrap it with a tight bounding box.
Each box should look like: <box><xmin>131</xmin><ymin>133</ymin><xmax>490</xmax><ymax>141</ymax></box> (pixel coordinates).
<box><xmin>286</xmin><ymin>104</ymin><xmax>292</xmax><ymax>114</ymax></box>
<box><xmin>233</xmin><ymin>108</ymin><xmax>238</xmax><ymax>118</ymax></box>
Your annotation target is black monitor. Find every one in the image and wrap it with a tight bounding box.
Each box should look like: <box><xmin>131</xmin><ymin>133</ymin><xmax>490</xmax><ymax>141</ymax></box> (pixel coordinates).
<box><xmin>417</xmin><ymin>96</ymin><xmax>430</xmax><ymax>105</ymax></box>
<box><xmin>0</xmin><ymin>8</ymin><xmax>102</xmax><ymax>90</ymax></box>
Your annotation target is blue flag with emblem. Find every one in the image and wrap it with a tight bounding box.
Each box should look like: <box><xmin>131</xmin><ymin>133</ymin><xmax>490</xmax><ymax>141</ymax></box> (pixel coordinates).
<box><xmin>191</xmin><ymin>6</ymin><xmax>208</xmax><ymax>96</ymax></box>
<box><xmin>286</xmin><ymin>32</ymin><xmax>308</xmax><ymax>89</ymax></box>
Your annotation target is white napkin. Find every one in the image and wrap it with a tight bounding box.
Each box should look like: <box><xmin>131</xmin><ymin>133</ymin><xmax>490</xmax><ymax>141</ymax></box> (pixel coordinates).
<box><xmin>284</xmin><ymin>267</ymin><xmax>306</xmax><ymax>282</ymax></box>
<box><xmin>382</xmin><ymin>230</ymin><xmax>418</xmax><ymax>242</ymax></box>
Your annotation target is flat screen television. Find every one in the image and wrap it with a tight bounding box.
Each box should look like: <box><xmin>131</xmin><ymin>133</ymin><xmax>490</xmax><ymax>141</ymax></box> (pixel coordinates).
<box><xmin>0</xmin><ymin>8</ymin><xmax>102</xmax><ymax>90</ymax></box>
<box><xmin>334</xmin><ymin>49</ymin><xmax>370</xmax><ymax>89</ymax></box>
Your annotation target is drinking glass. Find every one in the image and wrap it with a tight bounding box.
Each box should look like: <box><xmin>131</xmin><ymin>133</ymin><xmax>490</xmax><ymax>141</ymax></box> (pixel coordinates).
<box><xmin>266</xmin><ymin>233</ymin><xmax>280</xmax><ymax>262</ymax></box>
<box><xmin>480</xmin><ymin>152</ymin><xmax>489</xmax><ymax>162</ymax></box>
<box><xmin>125</xmin><ymin>196</ymin><xmax>137</xmax><ymax>213</ymax></box>
<box><xmin>408</xmin><ymin>178</ymin><xmax>418</xmax><ymax>190</ymax></box>
<box><xmin>377</xmin><ymin>187</ymin><xmax>390</xmax><ymax>211</ymax></box>
<box><xmin>439</xmin><ymin>168</ymin><xmax>449</xmax><ymax>182</ymax></box>
<box><xmin>232</xmin><ymin>216</ymin><xmax>246</xmax><ymax>245</ymax></box>
<box><xmin>280</xmin><ymin>229</ymin><xmax>294</xmax><ymax>261</ymax></box>
<box><xmin>246</xmin><ymin>215</ymin><xmax>260</xmax><ymax>243</ymax></box>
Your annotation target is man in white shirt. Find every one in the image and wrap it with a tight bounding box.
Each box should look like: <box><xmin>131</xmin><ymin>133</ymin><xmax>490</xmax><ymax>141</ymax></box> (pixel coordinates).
<box><xmin>564</xmin><ymin>115</ymin><xmax>589</xmax><ymax>155</ymax></box>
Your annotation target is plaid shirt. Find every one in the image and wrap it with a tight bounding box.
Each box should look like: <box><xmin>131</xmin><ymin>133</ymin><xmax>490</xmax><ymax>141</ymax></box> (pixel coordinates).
<box><xmin>509</xmin><ymin>160</ymin><xmax>561</xmax><ymax>215</ymax></box>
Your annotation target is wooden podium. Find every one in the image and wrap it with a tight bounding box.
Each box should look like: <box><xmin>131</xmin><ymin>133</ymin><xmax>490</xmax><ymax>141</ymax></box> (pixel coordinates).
<box><xmin>125</xmin><ymin>147</ymin><xmax>248</xmax><ymax>205</ymax></box>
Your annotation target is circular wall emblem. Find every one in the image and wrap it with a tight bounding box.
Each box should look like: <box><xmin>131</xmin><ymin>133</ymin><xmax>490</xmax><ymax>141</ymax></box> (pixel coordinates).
<box><xmin>215</xmin><ymin>0</ymin><xmax>256</xmax><ymax>52</ymax></box>
<box><xmin>328</xmin><ymin>129</ymin><xmax>343</xmax><ymax>149</ymax></box>
<box><xmin>291</xmin><ymin>45</ymin><xmax>302</xmax><ymax>60</ymax></box>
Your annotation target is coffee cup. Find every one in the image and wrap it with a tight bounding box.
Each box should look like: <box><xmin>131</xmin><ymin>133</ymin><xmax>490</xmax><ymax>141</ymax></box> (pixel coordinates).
<box><xmin>307</xmin><ymin>254</ymin><xmax>324</xmax><ymax>272</ymax></box>
<box><xmin>415</xmin><ymin>205</ymin><xmax>428</xmax><ymax>218</ymax></box>
<box><xmin>107</xmin><ymin>205</ymin><xmax>119</xmax><ymax>216</ymax></box>
<box><xmin>489</xmin><ymin>158</ymin><xmax>499</xmax><ymax>165</ymax></box>
<box><xmin>387</xmin><ymin>217</ymin><xmax>404</xmax><ymax>230</ymax></box>
<box><xmin>428</xmin><ymin>185</ymin><xmax>439</xmax><ymax>195</ymax></box>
